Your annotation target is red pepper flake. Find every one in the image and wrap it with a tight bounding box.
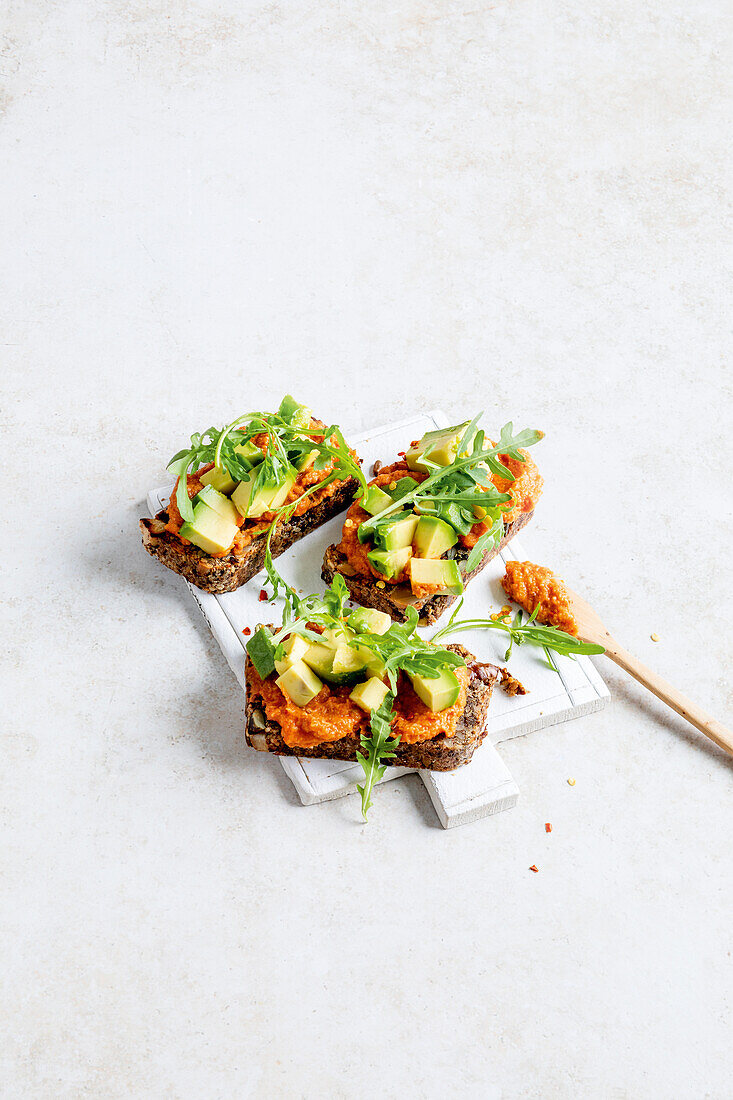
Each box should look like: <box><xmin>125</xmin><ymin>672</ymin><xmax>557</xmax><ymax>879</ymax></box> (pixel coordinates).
<box><xmin>545</xmin><ymin>823</ymin><xmax>552</xmax><ymax>833</ymax></box>
<box><xmin>397</xmin><ymin>450</ymin><xmax>406</xmax><ymax>457</ymax></box>
<box><xmin>258</xmin><ymin>589</ymin><xmax>268</xmax><ymax>602</ymax></box>
<box><xmin>529</xmin><ymin>865</ymin><xmax>539</xmax><ymax>873</ymax></box>
<box><xmin>242</xmin><ymin>627</ymin><xmax>251</xmax><ymax>636</ymax></box>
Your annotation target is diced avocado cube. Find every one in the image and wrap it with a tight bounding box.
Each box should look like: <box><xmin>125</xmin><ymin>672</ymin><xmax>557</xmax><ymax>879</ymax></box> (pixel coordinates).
<box><xmin>293</xmin><ymin>447</ymin><xmax>319</xmax><ymax>472</ymax></box>
<box><xmin>276</xmin><ymin>660</ymin><xmax>323</xmax><ymax>707</ymax></box>
<box><xmin>360</xmin><ymin>484</ymin><xmax>393</xmax><ymax>516</ymax></box>
<box><xmin>406</xmin><ymin>422</ymin><xmax>471</xmax><ymax>472</ymax></box>
<box><xmin>233</xmin><ymin>440</ymin><xmax>264</xmax><ymax>467</ymax></box>
<box><xmin>408</xmin><ymin>667</ymin><xmax>461</xmax><ymax>712</ymax></box>
<box><xmin>302</xmin><ymin>642</ymin><xmax>337</xmax><ymax>679</ymax></box>
<box><xmin>231</xmin><ymin>467</ymin><xmax>298</xmax><ymax>518</ymax></box>
<box><xmin>408</xmin><ymin>557</ymin><xmax>463</xmax><ymax>595</ymax></box>
<box><xmin>348</xmin><ymin>607</ymin><xmax>392</xmax><ymax>635</ymax></box>
<box><xmin>413</xmin><ymin>515</ymin><xmax>459</xmax><ymax>558</ymax></box>
<box><xmin>179</xmin><ymin>501</ymin><xmax>239</xmax><ymax>556</ymax></box>
<box><xmin>367</xmin><ymin>545</ymin><xmax>412</xmax><ymax>579</ymax></box>
<box><xmin>303</xmin><ymin>639</ymin><xmax>363</xmax><ymax>685</ymax></box>
<box><xmin>352</xmin><ymin>644</ymin><xmax>388</xmax><ymax>680</ymax></box>
<box><xmin>323</xmin><ymin>625</ymin><xmax>355</xmax><ymax>646</ymax></box>
<box><xmin>195</xmin><ymin>485</ymin><xmax>242</xmax><ymax>524</ymax></box>
<box><xmin>377</xmin><ymin>512</ymin><xmax>419</xmax><ymax>551</ymax></box>
<box><xmin>274</xmin><ymin>633</ymin><xmax>310</xmax><ymax>675</ymax></box>
<box><xmin>350</xmin><ymin>677</ymin><xmax>390</xmax><ymax>713</ymax></box>
<box><xmin>246</xmin><ymin>626</ymin><xmax>278</xmax><ymax>678</ymax></box>
<box><xmin>331</xmin><ymin>643</ymin><xmax>367</xmax><ymax>677</ymax></box>
<box><xmin>200</xmin><ymin>465</ymin><xmax>238</xmax><ymax>494</ymax></box>
<box><xmin>277</xmin><ymin>395</ymin><xmax>313</xmax><ymax>429</ymax></box>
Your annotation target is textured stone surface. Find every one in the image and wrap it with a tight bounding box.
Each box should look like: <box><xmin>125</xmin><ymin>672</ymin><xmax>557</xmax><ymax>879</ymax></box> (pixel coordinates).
<box><xmin>1</xmin><ymin>2</ymin><xmax>731</xmax><ymax>1097</ymax></box>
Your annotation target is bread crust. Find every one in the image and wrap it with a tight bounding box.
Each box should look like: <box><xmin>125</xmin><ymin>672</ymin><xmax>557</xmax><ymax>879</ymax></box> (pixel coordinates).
<box><xmin>244</xmin><ymin>642</ymin><xmax>497</xmax><ymax>770</ymax></box>
<box><xmin>141</xmin><ymin>475</ymin><xmax>359</xmax><ymax>594</ymax></box>
<box><xmin>321</xmin><ymin>509</ymin><xmax>533</xmax><ymax>625</ymax></box>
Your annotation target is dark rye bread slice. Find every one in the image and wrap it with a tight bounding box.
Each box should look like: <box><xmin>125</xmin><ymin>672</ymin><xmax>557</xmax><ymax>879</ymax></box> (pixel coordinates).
<box><xmin>321</xmin><ymin>509</ymin><xmax>533</xmax><ymax>626</ymax></box>
<box><xmin>244</xmin><ymin>642</ymin><xmax>498</xmax><ymax>771</ymax></box>
<box><xmin>141</xmin><ymin>475</ymin><xmax>359</xmax><ymax>595</ymax></box>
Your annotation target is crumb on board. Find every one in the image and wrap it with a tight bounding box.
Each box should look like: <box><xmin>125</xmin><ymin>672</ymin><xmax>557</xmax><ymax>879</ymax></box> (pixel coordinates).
<box><xmin>500</xmin><ymin>669</ymin><xmax>528</xmax><ymax>696</ymax></box>
<box><xmin>651</xmin><ymin>633</ymin><xmax>659</xmax><ymax>642</ymax></box>
<box><xmin>567</xmin><ymin>778</ymin><xmax>576</xmax><ymax>786</ymax></box>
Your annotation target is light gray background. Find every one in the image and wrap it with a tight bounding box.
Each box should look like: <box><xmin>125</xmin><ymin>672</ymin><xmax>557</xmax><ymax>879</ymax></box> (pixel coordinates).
<box><xmin>2</xmin><ymin>3</ymin><xmax>732</xmax><ymax>1098</ymax></box>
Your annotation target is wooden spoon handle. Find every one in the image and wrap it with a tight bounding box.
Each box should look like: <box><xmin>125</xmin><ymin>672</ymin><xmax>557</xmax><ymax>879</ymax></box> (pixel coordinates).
<box><xmin>605</xmin><ymin>644</ymin><xmax>733</xmax><ymax>756</ymax></box>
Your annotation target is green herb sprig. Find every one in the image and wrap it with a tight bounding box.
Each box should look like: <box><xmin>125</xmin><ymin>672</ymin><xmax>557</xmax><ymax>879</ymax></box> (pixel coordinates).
<box><xmin>166</xmin><ymin>410</ymin><xmax>365</xmax><ymax>525</ymax></box>
<box><xmin>430</xmin><ymin>599</ymin><xmax>605</xmax><ymax>663</ymax></box>
<box><xmin>357</xmin><ymin>419</ymin><xmax>542</xmax><ymax>548</ymax></box>
<box><xmin>356</xmin><ymin>692</ymin><xmax>399</xmax><ymax>819</ymax></box>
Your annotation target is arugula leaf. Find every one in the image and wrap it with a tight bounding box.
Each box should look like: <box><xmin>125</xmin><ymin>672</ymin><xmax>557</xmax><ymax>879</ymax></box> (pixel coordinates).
<box><xmin>357</xmin><ymin>420</ymin><xmax>542</xmax><ymax>544</ymax></box>
<box><xmin>431</xmin><ymin>604</ymin><xmax>605</xmax><ymax>660</ymax></box>
<box><xmin>166</xmin><ymin>400</ymin><xmax>366</xmax><ymax>540</ymax></box>
<box><xmin>462</xmin><ymin>512</ymin><xmax>504</xmax><ymax>574</ymax></box>
<box><xmin>356</xmin><ymin>692</ymin><xmax>399</xmax><ymax>820</ymax></box>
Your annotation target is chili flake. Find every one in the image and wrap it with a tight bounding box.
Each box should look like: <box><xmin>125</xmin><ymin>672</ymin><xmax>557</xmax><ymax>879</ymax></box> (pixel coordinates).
<box><xmin>545</xmin><ymin>822</ymin><xmax>552</xmax><ymax>833</ymax></box>
<box><xmin>529</xmin><ymin>865</ymin><xmax>539</xmax><ymax>873</ymax></box>
<box><xmin>242</xmin><ymin>627</ymin><xmax>251</xmax><ymax>636</ymax></box>
<box><xmin>258</xmin><ymin>589</ymin><xmax>268</xmax><ymax>602</ymax></box>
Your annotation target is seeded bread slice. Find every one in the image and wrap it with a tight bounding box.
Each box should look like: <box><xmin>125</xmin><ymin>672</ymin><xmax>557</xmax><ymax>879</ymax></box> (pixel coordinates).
<box><xmin>141</xmin><ymin>475</ymin><xmax>359</xmax><ymax>595</ymax></box>
<box><xmin>244</xmin><ymin>642</ymin><xmax>498</xmax><ymax>771</ymax></box>
<box><xmin>321</xmin><ymin>509</ymin><xmax>533</xmax><ymax>626</ymax></box>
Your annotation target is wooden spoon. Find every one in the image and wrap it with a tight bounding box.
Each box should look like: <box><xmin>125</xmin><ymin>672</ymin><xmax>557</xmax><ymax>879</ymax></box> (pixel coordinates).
<box><xmin>564</xmin><ymin>586</ymin><xmax>733</xmax><ymax>757</ymax></box>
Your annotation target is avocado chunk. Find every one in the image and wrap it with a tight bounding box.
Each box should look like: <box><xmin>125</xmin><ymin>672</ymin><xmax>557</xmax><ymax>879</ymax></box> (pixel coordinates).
<box><xmin>352</xmin><ymin>645</ymin><xmax>388</xmax><ymax>680</ymax></box>
<box><xmin>233</xmin><ymin>440</ymin><xmax>264</xmax><ymax>467</ymax></box>
<box><xmin>360</xmin><ymin>484</ymin><xmax>393</xmax><ymax>516</ymax></box>
<box><xmin>408</xmin><ymin>667</ymin><xmax>461</xmax><ymax>712</ymax></box>
<box><xmin>246</xmin><ymin>626</ymin><xmax>278</xmax><ymax>678</ymax></box>
<box><xmin>274</xmin><ymin>633</ymin><xmax>310</xmax><ymax>675</ymax></box>
<box><xmin>179</xmin><ymin>500</ymin><xmax>239</xmax><ymax>556</ymax></box>
<box><xmin>302</xmin><ymin>641</ymin><xmax>337</xmax><ymax>679</ymax></box>
<box><xmin>195</xmin><ymin>485</ymin><xmax>242</xmax><ymax>523</ymax></box>
<box><xmin>413</xmin><ymin>515</ymin><xmax>458</xmax><ymax>558</ymax></box>
<box><xmin>302</xmin><ymin>640</ymin><xmax>363</xmax><ymax>685</ymax></box>
<box><xmin>376</xmin><ymin>511</ymin><xmax>419</xmax><ymax>551</ymax></box>
<box><xmin>200</xmin><ymin>465</ymin><xmax>238</xmax><ymax>494</ymax></box>
<box><xmin>293</xmin><ymin>446</ymin><xmax>319</xmax><ymax>472</ymax></box>
<box><xmin>367</xmin><ymin>545</ymin><xmax>412</xmax><ymax>579</ymax></box>
<box><xmin>348</xmin><ymin>607</ymin><xmax>392</xmax><ymax>635</ymax></box>
<box><xmin>406</xmin><ymin>422</ymin><xmax>471</xmax><ymax>473</ymax></box>
<box><xmin>408</xmin><ymin>557</ymin><xmax>463</xmax><ymax>595</ymax></box>
<box><xmin>331</xmin><ymin>643</ymin><xmax>368</xmax><ymax>678</ymax></box>
<box><xmin>231</xmin><ymin>466</ymin><xmax>297</xmax><ymax>518</ymax></box>
<box><xmin>276</xmin><ymin>660</ymin><xmax>323</xmax><ymax>707</ymax></box>
<box><xmin>350</xmin><ymin>677</ymin><xmax>390</xmax><ymax>713</ymax></box>
<box><xmin>277</xmin><ymin>395</ymin><xmax>313</xmax><ymax>430</ymax></box>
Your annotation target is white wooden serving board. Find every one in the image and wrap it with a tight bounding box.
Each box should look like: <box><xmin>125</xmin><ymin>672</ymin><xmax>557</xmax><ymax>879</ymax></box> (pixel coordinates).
<box><xmin>147</xmin><ymin>411</ymin><xmax>608</xmax><ymax>828</ymax></box>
